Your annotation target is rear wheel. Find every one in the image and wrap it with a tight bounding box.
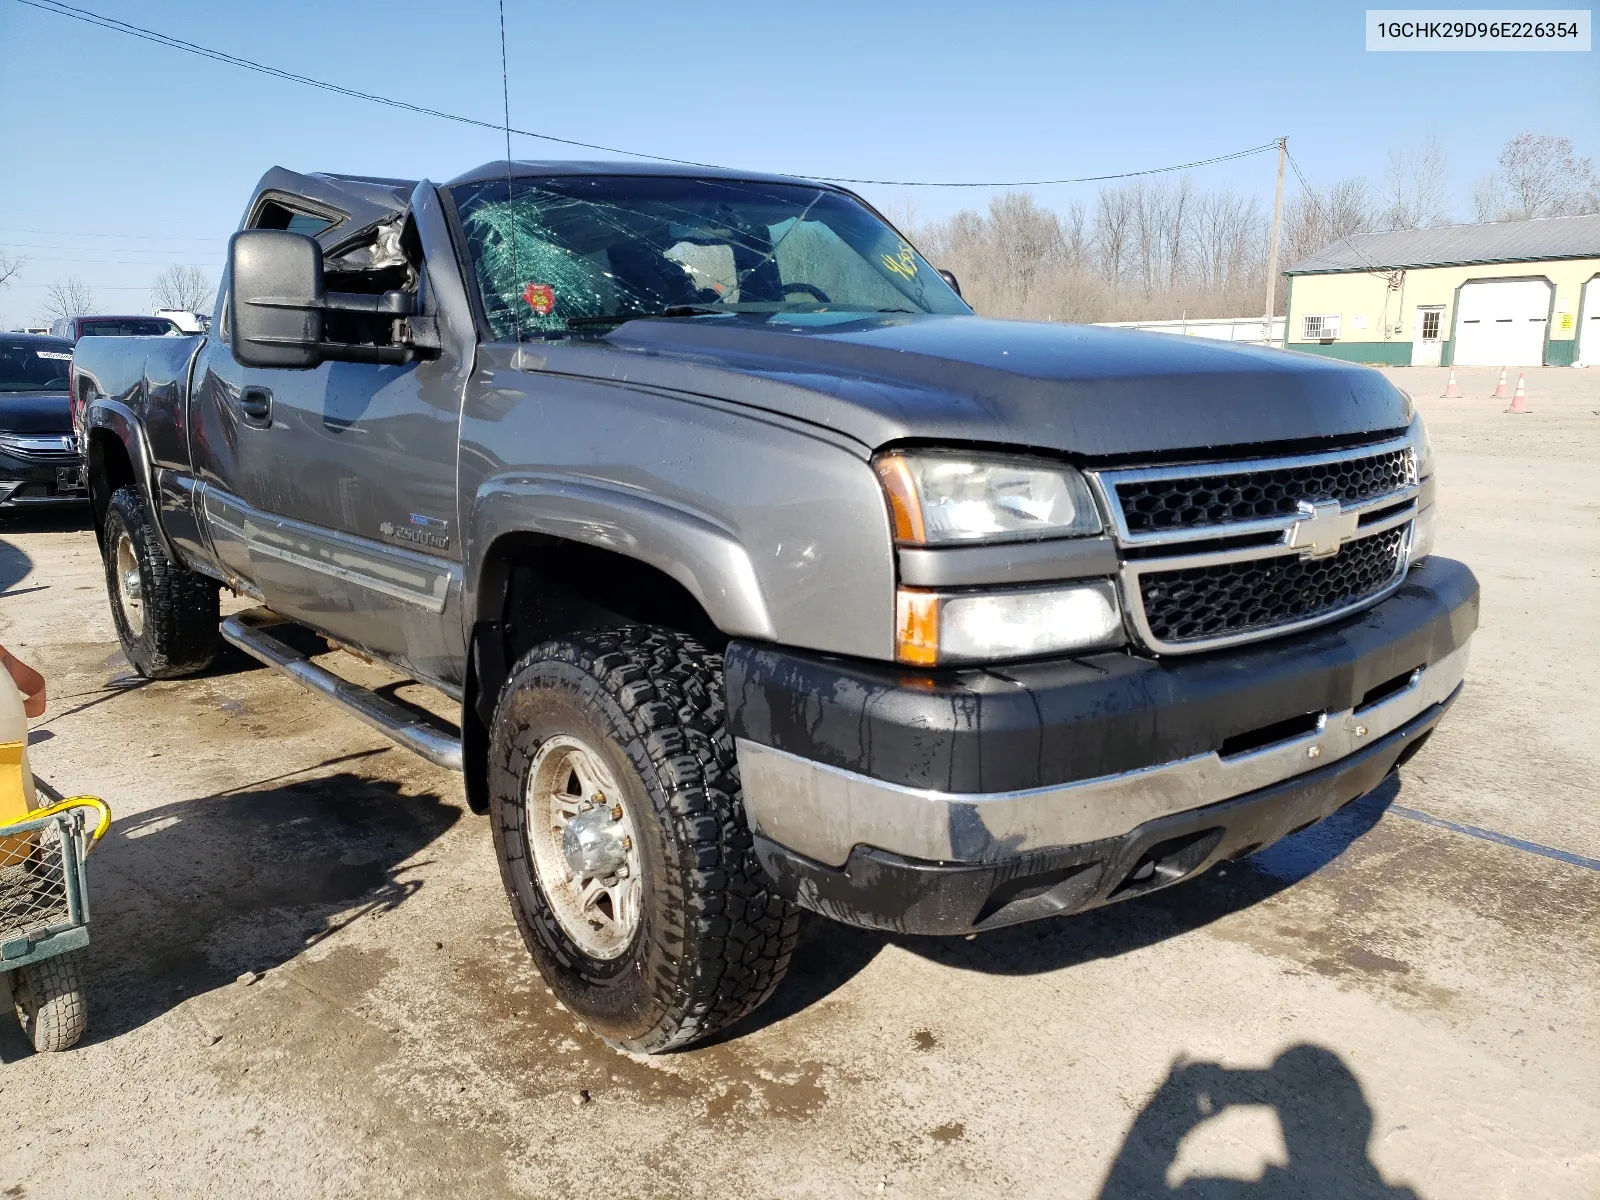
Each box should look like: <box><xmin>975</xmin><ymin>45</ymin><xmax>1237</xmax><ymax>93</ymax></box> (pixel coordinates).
<box><xmin>102</xmin><ymin>485</ymin><xmax>220</xmax><ymax>678</ymax></box>
<box><xmin>488</xmin><ymin>626</ymin><xmax>799</xmax><ymax>1053</ymax></box>
<box><xmin>14</xmin><ymin>952</ymin><xmax>86</xmax><ymax>1053</ymax></box>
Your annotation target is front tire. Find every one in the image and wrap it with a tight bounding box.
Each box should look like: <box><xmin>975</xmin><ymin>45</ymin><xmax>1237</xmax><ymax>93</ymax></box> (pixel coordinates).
<box><xmin>488</xmin><ymin>627</ymin><xmax>799</xmax><ymax>1053</ymax></box>
<box><xmin>102</xmin><ymin>485</ymin><xmax>220</xmax><ymax>678</ymax></box>
<box><xmin>14</xmin><ymin>952</ymin><xmax>87</xmax><ymax>1053</ymax></box>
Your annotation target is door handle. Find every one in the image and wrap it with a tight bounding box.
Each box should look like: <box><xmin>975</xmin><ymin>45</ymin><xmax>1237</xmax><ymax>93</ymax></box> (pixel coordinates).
<box><xmin>239</xmin><ymin>386</ymin><xmax>272</xmax><ymax>426</ymax></box>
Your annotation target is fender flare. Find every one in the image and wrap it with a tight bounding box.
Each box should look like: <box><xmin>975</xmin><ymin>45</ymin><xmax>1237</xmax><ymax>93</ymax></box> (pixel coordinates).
<box><xmin>86</xmin><ymin>400</ymin><xmax>180</xmax><ymax>562</ymax></box>
<box><xmin>466</xmin><ymin>475</ymin><xmax>776</xmax><ymax>640</ymax></box>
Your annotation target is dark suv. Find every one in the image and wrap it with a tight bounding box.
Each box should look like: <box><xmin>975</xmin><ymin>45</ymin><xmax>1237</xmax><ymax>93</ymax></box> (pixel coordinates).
<box><xmin>0</xmin><ymin>334</ymin><xmax>86</xmax><ymax>509</ymax></box>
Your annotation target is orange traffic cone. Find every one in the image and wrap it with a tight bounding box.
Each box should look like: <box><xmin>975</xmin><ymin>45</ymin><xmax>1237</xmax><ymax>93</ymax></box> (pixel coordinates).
<box><xmin>1442</xmin><ymin>369</ymin><xmax>1461</xmax><ymax>398</ymax></box>
<box><xmin>1493</xmin><ymin>368</ymin><xmax>1510</xmax><ymax>399</ymax></box>
<box><xmin>1508</xmin><ymin>374</ymin><xmax>1530</xmax><ymax>413</ymax></box>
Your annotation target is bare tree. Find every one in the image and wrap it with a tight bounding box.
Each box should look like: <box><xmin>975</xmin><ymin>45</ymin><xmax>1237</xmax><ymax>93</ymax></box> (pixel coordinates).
<box><xmin>1059</xmin><ymin>200</ymin><xmax>1090</xmax><ymax>269</ymax></box>
<box><xmin>1470</xmin><ymin>173</ymin><xmax>1505</xmax><ymax>222</ymax></box>
<box><xmin>1283</xmin><ymin>176</ymin><xmax>1376</xmax><ymax>268</ymax></box>
<box><xmin>1194</xmin><ymin>189</ymin><xmax>1264</xmax><ymax>292</ymax></box>
<box><xmin>986</xmin><ymin>192</ymin><xmax>1063</xmax><ymax>298</ymax></box>
<box><xmin>1381</xmin><ymin>136</ymin><xmax>1452</xmax><ymax>228</ymax></box>
<box><xmin>43</xmin><ymin>276</ymin><xmax>97</xmax><ymax>323</ymax></box>
<box><xmin>1477</xmin><ymin>133</ymin><xmax>1597</xmax><ymax>220</ymax></box>
<box><xmin>150</xmin><ymin>264</ymin><xmax>214</xmax><ymax>312</ymax></box>
<box><xmin>0</xmin><ymin>251</ymin><xmax>23</xmax><ymax>289</ymax></box>
<box><xmin>1094</xmin><ymin>186</ymin><xmax>1134</xmax><ymax>287</ymax></box>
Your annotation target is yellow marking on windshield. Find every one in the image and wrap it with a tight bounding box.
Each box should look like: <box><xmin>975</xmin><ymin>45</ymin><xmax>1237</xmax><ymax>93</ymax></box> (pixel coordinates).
<box><xmin>881</xmin><ymin>242</ymin><xmax>919</xmax><ymax>281</ymax></box>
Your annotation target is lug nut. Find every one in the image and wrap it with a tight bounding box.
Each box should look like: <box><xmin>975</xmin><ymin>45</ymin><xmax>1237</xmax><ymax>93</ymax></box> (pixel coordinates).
<box><xmin>1355</xmin><ymin>724</ymin><xmax>1368</xmax><ymax>737</ymax></box>
<box><xmin>1307</xmin><ymin>745</ymin><xmax>1321</xmax><ymax>759</ymax></box>
<box><xmin>611</xmin><ymin>804</ymin><xmax>623</xmax><ymax>821</ymax></box>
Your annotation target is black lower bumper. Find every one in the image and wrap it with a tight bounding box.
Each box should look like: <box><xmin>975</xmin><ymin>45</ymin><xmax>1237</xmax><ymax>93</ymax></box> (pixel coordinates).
<box><xmin>1</xmin><ymin>456</ymin><xmax>87</xmax><ymax>506</ymax></box>
<box><xmin>729</xmin><ymin>557</ymin><xmax>1478</xmax><ymax>935</ymax></box>
<box><xmin>755</xmin><ymin>692</ymin><xmax>1453</xmax><ymax>935</ymax></box>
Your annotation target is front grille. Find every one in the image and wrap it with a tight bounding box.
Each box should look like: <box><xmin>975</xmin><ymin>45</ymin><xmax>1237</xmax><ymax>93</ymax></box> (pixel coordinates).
<box><xmin>1116</xmin><ymin>446</ymin><xmax>1413</xmax><ymax>535</ymax></box>
<box><xmin>1138</xmin><ymin>527</ymin><xmax>1407</xmax><ymax>645</ymax></box>
<box><xmin>0</xmin><ymin>436</ymin><xmax>78</xmax><ymax>464</ymax></box>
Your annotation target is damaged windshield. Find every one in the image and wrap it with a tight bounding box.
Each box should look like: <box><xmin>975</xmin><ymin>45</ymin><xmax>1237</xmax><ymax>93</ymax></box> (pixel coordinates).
<box><xmin>450</xmin><ymin>175</ymin><xmax>969</xmax><ymax>339</ymax></box>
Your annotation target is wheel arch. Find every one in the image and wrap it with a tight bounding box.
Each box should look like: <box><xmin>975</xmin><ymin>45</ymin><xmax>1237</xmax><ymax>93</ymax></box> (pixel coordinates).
<box><xmin>85</xmin><ymin>402</ymin><xmax>170</xmax><ymax>557</ymax></box>
<box><xmin>461</xmin><ymin>512</ymin><xmax>752</xmax><ymax>815</ymax></box>
<box><xmin>467</xmin><ymin>528</ymin><xmax>735</xmax><ymax>720</ymax></box>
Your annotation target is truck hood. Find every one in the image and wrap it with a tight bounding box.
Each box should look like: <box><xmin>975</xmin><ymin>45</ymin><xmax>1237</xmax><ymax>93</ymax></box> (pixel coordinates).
<box><xmin>0</xmin><ymin>392</ymin><xmax>73</xmax><ymax>434</ymax></box>
<box><xmin>543</xmin><ymin>313</ymin><xmax>1411</xmax><ymax>460</ymax></box>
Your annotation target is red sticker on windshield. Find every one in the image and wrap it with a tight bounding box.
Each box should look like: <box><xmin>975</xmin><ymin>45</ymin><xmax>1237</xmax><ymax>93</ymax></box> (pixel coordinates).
<box><xmin>522</xmin><ymin>283</ymin><xmax>555</xmax><ymax>316</ymax></box>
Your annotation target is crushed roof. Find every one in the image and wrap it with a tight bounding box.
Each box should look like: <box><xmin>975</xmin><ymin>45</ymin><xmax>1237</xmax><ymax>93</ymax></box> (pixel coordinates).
<box><xmin>1285</xmin><ymin>212</ymin><xmax>1600</xmax><ymax>274</ymax></box>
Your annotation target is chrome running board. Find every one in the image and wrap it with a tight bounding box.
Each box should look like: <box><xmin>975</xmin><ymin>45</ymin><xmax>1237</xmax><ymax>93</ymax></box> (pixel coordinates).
<box><xmin>220</xmin><ymin>607</ymin><xmax>463</xmax><ymax>772</ymax></box>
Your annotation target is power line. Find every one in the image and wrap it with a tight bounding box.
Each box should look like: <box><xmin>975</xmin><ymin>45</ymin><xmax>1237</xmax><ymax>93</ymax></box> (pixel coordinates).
<box><xmin>1284</xmin><ymin>150</ymin><xmax>1393</xmax><ymax>282</ymax></box>
<box><xmin>821</xmin><ymin>144</ymin><xmax>1278</xmax><ymax>188</ymax></box>
<box><xmin>2</xmin><ymin>244</ymin><xmax>224</xmax><ymax>256</ymax></box>
<box><xmin>12</xmin><ymin>0</ymin><xmax>1278</xmax><ymax>190</ymax></box>
<box><xmin>0</xmin><ymin>228</ymin><xmax>223</xmax><ymax>242</ymax></box>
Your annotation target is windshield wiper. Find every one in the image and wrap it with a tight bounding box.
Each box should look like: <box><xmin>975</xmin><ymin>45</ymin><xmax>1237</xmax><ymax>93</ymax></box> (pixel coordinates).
<box><xmin>565</xmin><ymin>305</ymin><xmax>728</xmax><ymax>329</ymax></box>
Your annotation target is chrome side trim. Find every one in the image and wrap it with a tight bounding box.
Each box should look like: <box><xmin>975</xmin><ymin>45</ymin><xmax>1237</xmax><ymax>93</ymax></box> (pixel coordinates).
<box><xmin>204</xmin><ymin>488</ymin><xmax>457</xmax><ymax>614</ymax></box>
<box><xmin>1087</xmin><ymin>434</ymin><xmax>1417</xmax><ymax>550</ymax></box>
<box><xmin>737</xmin><ymin>642</ymin><xmax>1468</xmax><ymax>868</ymax></box>
<box><xmin>221</xmin><ymin>608</ymin><xmax>463</xmax><ymax>771</ymax></box>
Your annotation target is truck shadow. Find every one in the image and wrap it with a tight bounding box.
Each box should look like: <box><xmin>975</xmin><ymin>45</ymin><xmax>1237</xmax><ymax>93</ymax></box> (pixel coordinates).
<box><xmin>0</xmin><ymin>507</ymin><xmax>93</xmax><ymax>594</ymax></box>
<box><xmin>738</xmin><ymin>775</ymin><xmax>1405</xmax><ymax>1040</ymax></box>
<box><xmin>1096</xmin><ymin>1042</ymin><xmax>1421</xmax><ymax>1199</ymax></box>
<box><xmin>0</xmin><ymin>767</ymin><xmax>460</xmax><ymax>1058</ymax></box>
<box><xmin>0</xmin><ymin>531</ymin><xmax>33</xmax><ymax>593</ymax></box>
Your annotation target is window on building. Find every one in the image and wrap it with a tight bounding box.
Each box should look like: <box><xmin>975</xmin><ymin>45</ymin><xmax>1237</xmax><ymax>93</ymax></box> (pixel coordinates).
<box><xmin>1420</xmin><ymin>310</ymin><xmax>1441</xmax><ymax>341</ymax></box>
<box><xmin>1302</xmin><ymin>314</ymin><xmax>1341</xmax><ymax>341</ymax></box>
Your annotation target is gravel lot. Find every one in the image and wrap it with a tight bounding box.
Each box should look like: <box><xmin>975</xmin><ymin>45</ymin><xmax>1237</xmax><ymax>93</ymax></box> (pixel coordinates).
<box><xmin>0</xmin><ymin>364</ymin><xmax>1595</xmax><ymax>1199</ymax></box>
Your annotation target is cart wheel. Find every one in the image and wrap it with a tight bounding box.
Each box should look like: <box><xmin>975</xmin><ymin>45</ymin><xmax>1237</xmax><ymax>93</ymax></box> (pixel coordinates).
<box><xmin>14</xmin><ymin>953</ymin><xmax>86</xmax><ymax>1053</ymax></box>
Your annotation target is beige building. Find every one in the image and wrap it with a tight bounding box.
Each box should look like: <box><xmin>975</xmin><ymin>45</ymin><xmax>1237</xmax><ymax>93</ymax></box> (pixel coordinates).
<box><xmin>1283</xmin><ymin>213</ymin><xmax>1600</xmax><ymax>367</ymax></box>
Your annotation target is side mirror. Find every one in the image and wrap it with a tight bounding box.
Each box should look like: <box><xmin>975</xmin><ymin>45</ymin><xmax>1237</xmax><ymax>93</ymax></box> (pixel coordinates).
<box><xmin>228</xmin><ymin>229</ymin><xmax>434</xmax><ymax>370</ymax></box>
<box><xmin>230</xmin><ymin>230</ymin><xmax>326</xmax><ymax>369</ymax></box>
<box><xmin>937</xmin><ymin>269</ymin><xmax>963</xmax><ymax>299</ymax></box>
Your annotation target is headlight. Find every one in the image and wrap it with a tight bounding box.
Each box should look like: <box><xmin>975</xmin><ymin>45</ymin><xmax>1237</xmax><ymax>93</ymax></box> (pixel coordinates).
<box><xmin>1409</xmin><ymin>412</ymin><xmax>1434</xmax><ymax>480</ymax></box>
<box><xmin>875</xmin><ymin>451</ymin><xmax>1101</xmax><ymax>544</ymax></box>
<box><xmin>896</xmin><ymin>580</ymin><xmax>1123</xmax><ymax>665</ymax></box>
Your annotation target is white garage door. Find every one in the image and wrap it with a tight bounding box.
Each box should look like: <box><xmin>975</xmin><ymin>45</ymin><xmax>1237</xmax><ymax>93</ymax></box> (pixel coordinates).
<box><xmin>1453</xmin><ymin>279</ymin><xmax>1551</xmax><ymax>366</ymax></box>
<box><xmin>1580</xmin><ymin>277</ymin><xmax>1600</xmax><ymax>367</ymax></box>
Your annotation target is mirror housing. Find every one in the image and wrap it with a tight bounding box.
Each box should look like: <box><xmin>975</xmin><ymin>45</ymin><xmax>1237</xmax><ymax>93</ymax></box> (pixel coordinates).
<box><xmin>230</xmin><ymin>230</ymin><xmax>325</xmax><ymax>368</ymax></box>
<box><xmin>228</xmin><ymin>229</ymin><xmax>433</xmax><ymax>370</ymax></box>
<box><xmin>938</xmin><ymin>268</ymin><xmax>963</xmax><ymax>299</ymax></box>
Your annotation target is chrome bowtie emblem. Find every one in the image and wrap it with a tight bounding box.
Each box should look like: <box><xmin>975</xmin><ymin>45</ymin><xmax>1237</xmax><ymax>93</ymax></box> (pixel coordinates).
<box><xmin>1287</xmin><ymin>499</ymin><xmax>1359</xmax><ymax>558</ymax></box>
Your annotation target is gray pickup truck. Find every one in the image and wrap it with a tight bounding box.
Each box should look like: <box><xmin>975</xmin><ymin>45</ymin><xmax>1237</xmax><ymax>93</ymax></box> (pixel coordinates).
<box><xmin>72</xmin><ymin>162</ymin><xmax>1478</xmax><ymax>1052</ymax></box>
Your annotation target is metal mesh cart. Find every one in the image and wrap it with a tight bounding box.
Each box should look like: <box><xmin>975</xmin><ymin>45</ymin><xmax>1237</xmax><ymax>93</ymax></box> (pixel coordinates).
<box><xmin>0</xmin><ymin>797</ymin><xmax>109</xmax><ymax>1053</ymax></box>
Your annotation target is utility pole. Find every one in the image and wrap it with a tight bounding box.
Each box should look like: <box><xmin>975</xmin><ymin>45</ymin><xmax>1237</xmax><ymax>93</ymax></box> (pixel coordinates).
<box><xmin>1263</xmin><ymin>136</ymin><xmax>1287</xmax><ymax>345</ymax></box>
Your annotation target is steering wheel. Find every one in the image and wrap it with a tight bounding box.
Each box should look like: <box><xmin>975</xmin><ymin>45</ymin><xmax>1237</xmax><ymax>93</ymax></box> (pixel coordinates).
<box><xmin>780</xmin><ymin>281</ymin><xmax>832</xmax><ymax>303</ymax></box>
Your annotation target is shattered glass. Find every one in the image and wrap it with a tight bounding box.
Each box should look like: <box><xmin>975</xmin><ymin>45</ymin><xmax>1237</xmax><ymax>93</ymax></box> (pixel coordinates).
<box><xmin>450</xmin><ymin>176</ymin><xmax>968</xmax><ymax>339</ymax></box>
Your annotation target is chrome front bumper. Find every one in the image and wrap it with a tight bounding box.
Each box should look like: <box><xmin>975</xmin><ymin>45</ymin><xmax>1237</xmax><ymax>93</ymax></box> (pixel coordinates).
<box><xmin>737</xmin><ymin>641</ymin><xmax>1469</xmax><ymax>869</ymax></box>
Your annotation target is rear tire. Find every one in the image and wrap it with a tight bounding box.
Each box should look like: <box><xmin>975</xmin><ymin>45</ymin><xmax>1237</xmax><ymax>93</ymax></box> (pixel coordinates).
<box><xmin>14</xmin><ymin>952</ymin><xmax>87</xmax><ymax>1053</ymax></box>
<box><xmin>102</xmin><ymin>485</ymin><xmax>220</xmax><ymax>678</ymax></box>
<box><xmin>488</xmin><ymin>626</ymin><xmax>799</xmax><ymax>1053</ymax></box>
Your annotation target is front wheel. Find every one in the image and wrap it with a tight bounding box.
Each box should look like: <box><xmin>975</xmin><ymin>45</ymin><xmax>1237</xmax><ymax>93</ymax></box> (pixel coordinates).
<box><xmin>102</xmin><ymin>485</ymin><xmax>220</xmax><ymax>678</ymax></box>
<box><xmin>14</xmin><ymin>952</ymin><xmax>87</xmax><ymax>1052</ymax></box>
<box><xmin>488</xmin><ymin>627</ymin><xmax>799</xmax><ymax>1053</ymax></box>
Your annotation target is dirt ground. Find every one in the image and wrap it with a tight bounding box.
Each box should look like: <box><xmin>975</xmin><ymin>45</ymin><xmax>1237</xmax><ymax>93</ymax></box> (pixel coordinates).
<box><xmin>0</xmin><ymin>364</ymin><xmax>1595</xmax><ymax>1199</ymax></box>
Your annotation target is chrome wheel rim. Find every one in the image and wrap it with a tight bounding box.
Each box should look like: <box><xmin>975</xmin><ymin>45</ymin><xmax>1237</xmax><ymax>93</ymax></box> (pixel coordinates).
<box><xmin>113</xmin><ymin>529</ymin><xmax>144</xmax><ymax>636</ymax></box>
<box><xmin>525</xmin><ymin>734</ymin><xmax>643</xmax><ymax>960</ymax></box>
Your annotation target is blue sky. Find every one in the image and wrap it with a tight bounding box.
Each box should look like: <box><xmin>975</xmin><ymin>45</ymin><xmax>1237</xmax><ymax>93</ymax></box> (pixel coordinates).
<box><xmin>1</xmin><ymin>0</ymin><xmax>1595</xmax><ymax>326</ymax></box>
